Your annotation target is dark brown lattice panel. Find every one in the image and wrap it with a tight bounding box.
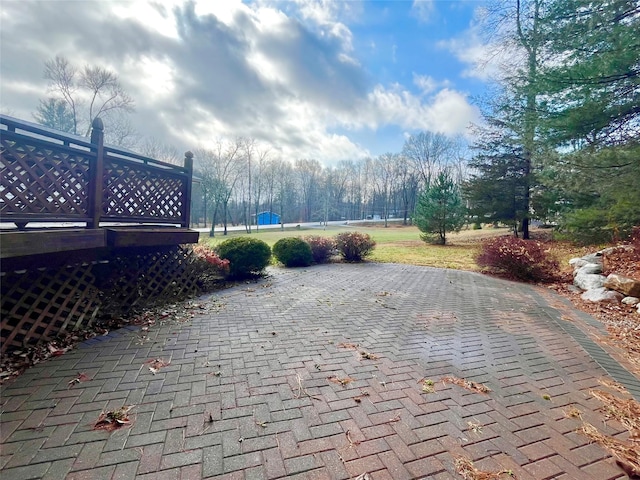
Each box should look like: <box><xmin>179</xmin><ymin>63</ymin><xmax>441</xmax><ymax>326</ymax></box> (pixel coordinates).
<box><xmin>1</xmin><ymin>264</ymin><xmax>101</xmax><ymax>354</ymax></box>
<box><xmin>0</xmin><ymin>134</ymin><xmax>92</xmax><ymax>217</ymax></box>
<box><xmin>99</xmin><ymin>246</ymin><xmax>202</xmax><ymax>316</ymax></box>
<box><xmin>102</xmin><ymin>158</ymin><xmax>185</xmax><ymax>220</ymax></box>
<box><xmin>1</xmin><ymin>246</ymin><xmax>206</xmax><ymax>354</ymax></box>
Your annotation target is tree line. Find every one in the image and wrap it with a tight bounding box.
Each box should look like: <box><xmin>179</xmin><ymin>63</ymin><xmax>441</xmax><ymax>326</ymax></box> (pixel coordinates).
<box><xmin>189</xmin><ymin>132</ymin><xmax>467</xmax><ymax>237</ymax></box>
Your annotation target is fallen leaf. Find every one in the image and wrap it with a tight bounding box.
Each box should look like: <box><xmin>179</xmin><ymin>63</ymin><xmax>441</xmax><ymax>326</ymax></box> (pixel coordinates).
<box><xmin>327</xmin><ymin>376</ymin><xmax>354</xmax><ymax>387</ymax></box>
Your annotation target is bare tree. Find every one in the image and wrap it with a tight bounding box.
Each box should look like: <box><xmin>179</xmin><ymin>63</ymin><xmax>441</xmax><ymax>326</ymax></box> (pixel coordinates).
<box><xmin>373</xmin><ymin>153</ymin><xmax>399</xmax><ymax>227</ymax></box>
<box><xmin>273</xmin><ymin>159</ymin><xmax>296</xmax><ymax>229</ymax></box>
<box><xmin>392</xmin><ymin>154</ymin><xmax>419</xmax><ymax>225</ymax></box>
<box><xmin>295</xmin><ymin>159</ymin><xmax>323</xmax><ymax>223</ymax></box>
<box><xmin>195</xmin><ymin>139</ymin><xmax>245</xmax><ymax>236</ymax></box>
<box><xmin>402</xmin><ymin>131</ymin><xmax>457</xmax><ymax>188</ymax></box>
<box><xmin>103</xmin><ymin>112</ymin><xmax>140</xmax><ymax>150</ymax></box>
<box><xmin>140</xmin><ymin>136</ymin><xmax>180</xmax><ymax>165</ymax></box>
<box><xmin>81</xmin><ymin>65</ymin><xmax>134</xmax><ymax>135</ymax></box>
<box><xmin>240</xmin><ymin>138</ymin><xmax>256</xmax><ymax>233</ymax></box>
<box><xmin>43</xmin><ymin>56</ymin><xmax>80</xmax><ymax>134</ymax></box>
<box><xmin>251</xmin><ymin>147</ymin><xmax>271</xmax><ymax>231</ymax></box>
<box><xmin>42</xmin><ymin>55</ymin><xmax>134</xmax><ymax>136</ymax></box>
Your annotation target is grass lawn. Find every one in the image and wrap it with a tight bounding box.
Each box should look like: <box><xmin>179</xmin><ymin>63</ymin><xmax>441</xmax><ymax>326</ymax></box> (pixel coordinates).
<box><xmin>200</xmin><ymin>224</ymin><xmax>513</xmax><ymax>271</ymax></box>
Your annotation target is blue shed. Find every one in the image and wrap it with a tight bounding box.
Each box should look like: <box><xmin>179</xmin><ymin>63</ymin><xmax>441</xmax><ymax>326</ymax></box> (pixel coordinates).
<box><xmin>256</xmin><ymin>211</ymin><xmax>280</xmax><ymax>225</ymax></box>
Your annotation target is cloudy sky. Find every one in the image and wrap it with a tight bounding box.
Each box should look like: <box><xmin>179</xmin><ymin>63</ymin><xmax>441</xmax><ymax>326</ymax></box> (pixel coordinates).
<box><xmin>0</xmin><ymin>0</ymin><xmax>492</xmax><ymax>166</ymax></box>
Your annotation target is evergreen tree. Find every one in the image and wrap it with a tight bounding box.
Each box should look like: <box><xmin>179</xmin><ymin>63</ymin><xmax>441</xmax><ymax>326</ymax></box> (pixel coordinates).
<box><xmin>464</xmin><ymin>86</ymin><xmax>545</xmax><ymax>237</ymax></box>
<box><xmin>537</xmin><ymin>0</ymin><xmax>640</xmax><ymax>147</ymax></box>
<box><xmin>463</xmin><ymin>0</ymin><xmax>547</xmax><ymax>239</ymax></box>
<box><xmin>414</xmin><ymin>169</ymin><xmax>466</xmax><ymax>245</ymax></box>
<box><xmin>534</xmin><ymin>0</ymin><xmax>640</xmax><ymax>242</ymax></box>
<box><xmin>32</xmin><ymin>98</ymin><xmax>75</xmax><ymax>133</ymax></box>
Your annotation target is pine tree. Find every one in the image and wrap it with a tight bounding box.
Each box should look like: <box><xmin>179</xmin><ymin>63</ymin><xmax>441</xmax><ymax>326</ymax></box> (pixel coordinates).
<box><xmin>414</xmin><ymin>169</ymin><xmax>466</xmax><ymax>245</ymax></box>
<box><xmin>534</xmin><ymin>0</ymin><xmax>640</xmax><ymax>242</ymax></box>
<box><xmin>537</xmin><ymin>0</ymin><xmax>640</xmax><ymax>147</ymax></box>
<box><xmin>32</xmin><ymin>98</ymin><xmax>75</xmax><ymax>133</ymax></box>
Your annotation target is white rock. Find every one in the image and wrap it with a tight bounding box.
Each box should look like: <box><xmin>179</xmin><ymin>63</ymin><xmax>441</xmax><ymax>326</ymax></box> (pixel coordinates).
<box><xmin>622</xmin><ymin>296</ymin><xmax>640</xmax><ymax>305</ymax></box>
<box><xmin>575</xmin><ymin>263</ymin><xmax>603</xmax><ymax>275</ymax></box>
<box><xmin>582</xmin><ymin>253</ymin><xmax>603</xmax><ymax>264</ymax></box>
<box><xmin>574</xmin><ymin>272</ymin><xmax>606</xmax><ymax>291</ymax></box>
<box><xmin>581</xmin><ymin>288</ymin><xmax>623</xmax><ymax>303</ymax></box>
<box><xmin>569</xmin><ymin>258</ymin><xmax>589</xmax><ymax>268</ymax></box>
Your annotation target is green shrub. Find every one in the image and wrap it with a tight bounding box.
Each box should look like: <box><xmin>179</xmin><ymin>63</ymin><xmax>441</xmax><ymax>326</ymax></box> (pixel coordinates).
<box><xmin>476</xmin><ymin>236</ymin><xmax>559</xmax><ymax>283</ymax></box>
<box><xmin>560</xmin><ymin>189</ymin><xmax>640</xmax><ymax>245</ymax></box>
<box><xmin>335</xmin><ymin>232</ymin><xmax>376</xmax><ymax>262</ymax></box>
<box><xmin>272</xmin><ymin>237</ymin><xmax>313</xmax><ymax>267</ymax></box>
<box><xmin>304</xmin><ymin>236</ymin><xmax>336</xmax><ymax>264</ymax></box>
<box><xmin>215</xmin><ymin>237</ymin><xmax>271</xmax><ymax>279</ymax></box>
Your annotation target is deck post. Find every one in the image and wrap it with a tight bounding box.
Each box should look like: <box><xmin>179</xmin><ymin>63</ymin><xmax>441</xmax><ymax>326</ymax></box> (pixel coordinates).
<box><xmin>88</xmin><ymin>118</ymin><xmax>105</xmax><ymax>229</ymax></box>
<box><xmin>183</xmin><ymin>151</ymin><xmax>194</xmax><ymax>228</ymax></box>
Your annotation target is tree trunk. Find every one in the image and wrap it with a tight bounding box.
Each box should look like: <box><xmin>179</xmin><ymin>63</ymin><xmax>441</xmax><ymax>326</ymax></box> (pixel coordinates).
<box><xmin>209</xmin><ymin>205</ymin><xmax>218</xmax><ymax>237</ymax></box>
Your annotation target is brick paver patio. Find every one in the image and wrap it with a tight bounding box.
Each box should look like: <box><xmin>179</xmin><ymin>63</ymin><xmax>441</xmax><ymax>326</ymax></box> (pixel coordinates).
<box><xmin>1</xmin><ymin>263</ymin><xmax>639</xmax><ymax>479</ymax></box>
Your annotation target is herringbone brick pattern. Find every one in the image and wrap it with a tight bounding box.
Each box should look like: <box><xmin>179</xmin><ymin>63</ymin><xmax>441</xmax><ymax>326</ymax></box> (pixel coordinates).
<box><xmin>1</xmin><ymin>263</ymin><xmax>637</xmax><ymax>479</ymax></box>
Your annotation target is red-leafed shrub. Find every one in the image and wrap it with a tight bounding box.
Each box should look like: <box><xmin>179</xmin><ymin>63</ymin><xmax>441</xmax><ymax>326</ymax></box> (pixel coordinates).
<box><xmin>335</xmin><ymin>232</ymin><xmax>376</xmax><ymax>262</ymax></box>
<box><xmin>192</xmin><ymin>245</ymin><xmax>230</xmax><ymax>276</ymax></box>
<box><xmin>477</xmin><ymin>236</ymin><xmax>559</xmax><ymax>283</ymax></box>
<box><xmin>304</xmin><ymin>236</ymin><xmax>336</xmax><ymax>264</ymax></box>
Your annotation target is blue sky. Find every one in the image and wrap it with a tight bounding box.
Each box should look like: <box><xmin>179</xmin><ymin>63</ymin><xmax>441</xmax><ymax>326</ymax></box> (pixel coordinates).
<box><xmin>0</xmin><ymin>0</ymin><xmax>494</xmax><ymax>166</ymax></box>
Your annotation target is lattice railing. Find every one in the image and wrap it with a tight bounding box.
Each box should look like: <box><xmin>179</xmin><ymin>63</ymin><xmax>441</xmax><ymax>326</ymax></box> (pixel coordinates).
<box><xmin>102</xmin><ymin>157</ymin><xmax>186</xmax><ymax>222</ymax></box>
<box><xmin>0</xmin><ymin>115</ymin><xmax>193</xmax><ymax>228</ymax></box>
<box><xmin>1</xmin><ymin>127</ymin><xmax>94</xmax><ymax>223</ymax></box>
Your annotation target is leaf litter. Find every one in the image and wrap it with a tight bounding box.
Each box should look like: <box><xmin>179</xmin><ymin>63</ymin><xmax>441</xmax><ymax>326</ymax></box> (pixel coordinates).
<box><xmin>93</xmin><ymin>405</ymin><xmax>134</xmax><ymax>432</ymax></box>
<box><xmin>590</xmin><ymin>389</ymin><xmax>640</xmax><ymax>438</ymax></box>
<box><xmin>327</xmin><ymin>376</ymin><xmax>354</xmax><ymax>387</ymax></box>
<box><xmin>442</xmin><ymin>375</ymin><xmax>491</xmax><ymax>394</ymax></box>
<box><xmin>1</xmin><ymin>298</ymin><xmax>225</xmax><ymax>385</ymax></box>
<box><xmin>145</xmin><ymin>358</ymin><xmax>171</xmax><ymax>374</ymax></box>
<box><xmin>419</xmin><ymin>378</ymin><xmax>435</xmax><ymax>393</ymax></box>
<box><xmin>578</xmin><ymin>423</ymin><xmax>639</xmax><ymax>477</ymax></box>
<box><xmin>68</xmin><ymin>372</ymin><xmax>91</xmax><ymax>388</ymax></box>
<box><xmin>598</xmin><ymin>378</ymin><xmax>629</xmax><ymax>394</ymax></box>
<box><xmin>359</xmin><ymin>350</ymin><xmax>379</xmax><ymax>360</ymax></box>
<box><xmin>454</xmin><ymin>456</ymin><xmax>515</xmax><ymax>480</ymax></box>
<box><xmin>575</xmin><ymin>389</ymin><xmax>640</xmax><ymax>477</ymax></box>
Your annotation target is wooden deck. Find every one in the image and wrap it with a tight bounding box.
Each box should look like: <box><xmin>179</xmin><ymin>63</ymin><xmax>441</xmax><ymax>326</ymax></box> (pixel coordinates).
<box><xmin>1</xmin><ymin>115</ymin><xmax>204</xmax><ymax>353</ymax></box>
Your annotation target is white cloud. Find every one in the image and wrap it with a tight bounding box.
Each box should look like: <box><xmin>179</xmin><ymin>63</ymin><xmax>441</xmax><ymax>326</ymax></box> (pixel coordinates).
<box><xmin>412</xmin><ymin>73</ymin><xmax>452</xmax><ymax>95</ymax></box>
<box><xmin>0</xmin><ymin>0</ymin><xmax>481</xmax><ymax>165</ymax></box>
<box><xmin>345</xmin><ymin>84</ymin><xmax>479</xmax><ymax>136</ymax></box>
<box><xmin>438</xmin><ymin>7</ymin><xmax>523</xmax><ymax>82</ymax></box>
<box><xmin>411</xmin><ymin>0</ymin><xmax>435</xmax><ymax>23</ymax></box>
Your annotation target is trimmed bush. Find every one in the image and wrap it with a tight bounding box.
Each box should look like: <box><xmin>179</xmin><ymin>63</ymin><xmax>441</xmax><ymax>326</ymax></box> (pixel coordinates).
<box><xmin>335</xmin><ymin>232</ymin><xmax>376</xmax><ymax>262</ymax></box>
<box><xmin>215</xmin><ymin>237</ymin><xmax>271</xmax><ymax>279</ymax></box>
<box><xmin>304</xmin><ymin>235</ymin><xmax>336</xmax><ymax>264</ymax></box>
<box><xmin>272</xmin><ymin>237</ymin><xmax>313</xmax><ymax>267</ymax></box>
<box><xmin>476</xmin><ymin>236</ymin><xmax>559</xmax><ymax>283</ymax></box>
